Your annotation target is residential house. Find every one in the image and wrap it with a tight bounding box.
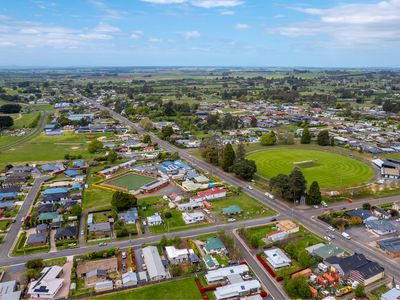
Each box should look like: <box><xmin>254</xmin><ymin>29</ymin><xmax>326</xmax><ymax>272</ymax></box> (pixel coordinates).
<box><xmin>190</xmin><ymin>187</ymin><xmax>226</xmax><ymax>202</ymax></box>
<box><xmin>203</xmin><ymin>255</ymin><xmax>220</xmax><ymax>270</ymax></box>
<box><xmin>310</xmin><ymin>244</ymin><xmax>345</xmax><ymax>260</ymax></box>
<box><xmin>346</xmin><ymin>210</ymin><xmax>378</xmax><ymax>223</ymax></box>
<box><xmin>205</xmin><ymin>265</ymin><xmax>249</xmax><ymax>284</ymax></box>
<box><xmin>120</xmin><ymin>208</ymin><xmax>139</xmax><ymax>224</ymax></box>
<box><xmin>381</xmin><ymin>288</ymin><xmax>400</xmax><ymax>300</ymax></box>
<box><xmin>325</xmin><ymin>253</ymin><xmax>384</xmax><ymax>286</ymax></box>
<box><xmin>264</xmin><ymin>248</ymin><xmax>292</xmax><ymax>269</ymax></box>
<box><xmin>165</xmin><ymin>246</ymin><xmax>189</xmax><ymax>264</ymax></box>
<box><xmin>204</xmin><ymin>237</ymin><xmax>226</xmax><ymax>255</ymax></box>
<box><xmin>86</xmin><ymin>269</ymin><xmax>107</xmax><ymax>286</ymax></box>
<box><xmin>94</xmin><ymin>280</ymin><xmax>113</xmax><ymax>292</ymax></box>
<box><xmin>214</xmin><ymin>280</ymin><xmax>261</xmax><ymax>300</ymax></box>
<box><xmin>26</xmin><ymin>233</ymin><xmax>48</xmax><ymax>247</ymax></box>
<box><xmin>36</xmin><ymin>224</ymin><xmax>49</xmax><ymax>234</ymax></box>
<box><xmin>147</xmin><ymin>213</ymin><xmax>163</xmax><ymax>226</ymax></box>
<box><xmin>55</xmin><ymin>226</ymin><xmax>78</xmax><ymax>241</ymax></box>
<box><xmin>27</xmin><ymin>266</ymin><xmax>64</xmax><ymax>299</ymax></box>
<box><xmin>276</xmin><ymin>220</ymin><xmax>299</xmax><ymax>233</ymax></box>
<box><xmin>365</xmin><ymin>220</ymin><xmax>397</xmax><ymax>235</ymax></box>
<box><xmin>222</xmin><ymin>205</ymin><xmax>242</xmax><ymax>215</ymax></box>
<box><xmin>141</xmin><ymin>180</ymin><xmax>169</xmax><ymax>194</ymax></box>
<box><xmin>122</xmin><ymin>272</ymin><xmax>138</xmax><ymax>287</ymax></box>
<box><xmin>142</xmin><ymin>246</ymin><xmax>167</xmax><ymax>281</ymax></box>
<box><xmin>182</xmin><ymin>212</ymin><xmax>205</xmax><ymax>224</ymax></box>
<box><xmin>267</xmin><ymin>230</ymin><xmax>289</xmax><ymax>242</ymax></box>
<box><xmin>377</xmin><ymin>237</ymin><xmax>400</xmax><ymax>258</ymax></box>
<box><xmin>88</xmin><ymin>222</ymin><xmax>111</xmax><ymax>236</ymax></box>
<box><xmin>0</xmin><ymin>280</ymin><xmax>21</xmax><ymax>300</ymax></box>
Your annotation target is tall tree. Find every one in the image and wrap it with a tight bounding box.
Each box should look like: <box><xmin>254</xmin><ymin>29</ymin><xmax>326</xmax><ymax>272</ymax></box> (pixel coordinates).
<box><xmin>260</xmin><ymin>131</ymin><xmax>277</xmax><ymax>146</ymax></box>
<box><xmin>300</xmin><ymin>127</ymin><xmax>311</xmax><ymax>144</ymax></box>
<box><xmin>231</xmin><ymin>159</ymin><xmax>257</xmax><ymax>180</ymax></box>
<box><xmin>250</xmin><ymin>116</ymin><xmax>258</xmax><ymax>127</ymax></box>
<box><xmin>202</xmin><ymin>145</ymin><xmax>220</xmax><ymax>165</ymax></box>
<box><xmin>220</xmin><ymin>143</ymin><xmax>236</xmax><ymax>171</ymax></box>
<box><xmin>161</xmin><ymin>125</ymin><xmax>174</xmax><ymax>140</ymax></box>
<box><xmin>306</xmin><ymin>181</ymin><xmax>322</xmax><ymax>205</ymax></box>
<box><xmin>270</xmin><ymin>174</ymin><xmax>290</xmax><ymax>199</ymax></box>
<box><xmin>288</xmin><ymin>167</ymin><xmax>307</xmax><ymax>202</ymax></box>
<box><xmin>139</xmin><ymin>117</ymin><xmax>153</xmax><ymax>131</ymax></box>
<box><xmin>317</xmin><ymin>129</ymin><xmax>330</xmax><ymax>146</ymax></box>
<box><xmin>236</xmin><ymin>142</ymin><xmax>246</xmax><ymax>162</ymax></box>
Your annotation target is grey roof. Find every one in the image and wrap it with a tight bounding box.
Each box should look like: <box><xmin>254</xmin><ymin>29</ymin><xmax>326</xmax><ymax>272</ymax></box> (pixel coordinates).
<box><xmin>354</xmin><ymin>261</ymin><xmax>384</xmax><ymax>279</ymax></box>
<box><xmin>326</xmin><ymin>253</ymin><xmax>384</xmax><ymax>278</ymax></box>
<box><xmin>88</xmin><ymin>222</ymin><xmax>111</xmax><ymax>233</ymax></box>
<box><xmin>345</xmin><ymin>209</ymin><xmax>374</xmax><ymax>221</ymax></box>
<box><xmin>55</xmin><ymin>226</ymin><xmax>78</xmax><ymax>239</ymax></box>
<box><xmin>142</xmin><ymin>246</ymin><xmax>166</xmax><ymax>280</ymax></box>
<box><xmin>27</xmin><ymin>233</ymin><xmax>47</xmax><ymax>245</ymax></box>
<box><xmin>122</xmin><ymin>272</ymin><xmax>138</xmax><ymax>284</ymax></box>
<box><xmin>378</xmin><ymin>237</ymin><xmax>400</xmax><ymax>253</ymax></box>
<box><xmin>365</xmin><ymin>220</ymin><xmax>397</xmax><ymax>233</ymax></box>
<box><xmin>87</xmin><ymin>269</ymin><xmax>107</xmax><ymax>278</ymax></box>
<box><xmin>124</xmin><ymin>208</ymin><xmax>139</xmax><ymax>223</ymax></box>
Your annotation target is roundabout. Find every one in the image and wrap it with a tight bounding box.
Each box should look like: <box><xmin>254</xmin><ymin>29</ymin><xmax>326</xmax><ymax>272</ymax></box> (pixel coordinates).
<box><xmin>247</xmin><ymin>149</ymin><xmax>375</xmax><ymax>188</ymax></box>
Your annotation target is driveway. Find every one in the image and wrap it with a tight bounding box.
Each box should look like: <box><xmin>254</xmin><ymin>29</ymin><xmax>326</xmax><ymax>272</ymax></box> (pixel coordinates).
<box><xmin>54</xmin><ymin>256</ymin><xmax>73</xmax><ymax>299</ymax></box>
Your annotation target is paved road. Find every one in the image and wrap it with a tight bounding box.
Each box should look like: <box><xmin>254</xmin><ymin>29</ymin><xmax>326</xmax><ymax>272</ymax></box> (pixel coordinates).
<box><xmin>0</xmin><ymin>111</ymin><xmax>48</xmax><ymax>151</ymax></box>
<box><xmin>0</xmin><ymin>176</ymin><xmax>48</xmax><ymax>257</ymax></box>
<box><xmin>87</xmin><ymin>99</ymin><xmax>400</xmax><ymax>294</ymax></box>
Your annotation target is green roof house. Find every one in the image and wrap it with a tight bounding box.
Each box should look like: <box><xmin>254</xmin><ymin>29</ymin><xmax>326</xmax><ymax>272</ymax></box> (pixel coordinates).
<box><xmin>222</xmin><ymin>205</ymin><xmax>243</xmax><ymax>215</ymax></box>
<box><xmin>204</xmin><ymin>237</ymin><xmax>226</xmax><ymax>254</ymax></box>
<box><xmin>38</xmin><ymin>212</ymin><xmax>59</xmax><ymax>222</ymax></box>
<box><xmin>313</xmin><ymin>244</ymin><xmax>344</xmax><ymax>260</ymax></box>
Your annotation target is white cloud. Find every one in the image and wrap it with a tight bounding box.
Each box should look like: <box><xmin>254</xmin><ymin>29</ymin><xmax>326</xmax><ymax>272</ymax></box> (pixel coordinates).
<box><xmin>88</xmin><ymin>0</ymin><xmax>127</xmax><ymax>19</ymax></box>
<box><xmin>182</xmin><ymin>30</ymin><xmax>200</xmax><ymax>39</ymax></box>
<box><xmin>191</xmin><ymin>0</ymin><xmax>243</xmax><ymax>8</ymax></box>
<box><xmin>131</xmin><ymin>30</ymin><xmax>144</xmax><ymax>39</ymax></box>
<box><xmin>277</xmin><ymin>0</ymin><xmax>400</xmax><ymax>47</ymax></box>
<box><xmin>141</xmin><ymin>0</ymin><xmax>243</xmax><ymax>8</ymax></box>
<box><xmin>234</xmin><ymin>23</ymin><xmax>250</xmax><ymax>29</ymax></box>
<box><xmin>148</xmin><ymin>37</ymin><xmax>162</xmax><ymax>42</ymax></box>
<box><xmin>94</xmin><ymin>23</ymin><xmax>120</xmax><ymax>33</ymax></box>
<box><xmin>220</xmin><ymin>10</ymin><xmax>235</xmax><ymax>15</ymax></box>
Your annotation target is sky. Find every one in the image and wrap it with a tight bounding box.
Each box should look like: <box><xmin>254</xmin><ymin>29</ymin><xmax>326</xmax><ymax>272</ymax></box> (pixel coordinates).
<box><xmin>0</xmin><ymin>0</ymin><xmax>399</xmax><ymax>67</ymax></box>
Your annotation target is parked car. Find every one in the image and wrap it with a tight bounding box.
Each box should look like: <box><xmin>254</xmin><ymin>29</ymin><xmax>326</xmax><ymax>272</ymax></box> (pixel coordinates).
<box><xmin>227</xmin><ymin>218</ymin><xmax>236</xmax><ymax>222</ymax></box>
<box><xmin>99</xmin><ymin>242</ymin><xmax>107</xmax><ymax>246</ymax></box>
<box><xmin>314</xmin><ymin>205</ymin><xmax>319</xmax><ymax>209</ymax></box>
<box><xmin>122</xmin><ymin>252</ymin><xmax>127</xmax><ymax>259</ymax></box>
<box><xmin>328</xmin><ymin>226</ymin><xmax>335</xmax><ymax>231</ymax></box>
<box><xmin>247</xmin><ymin>185</ymin><xmax>253</xmax><ymax>190</ymax></box>
<box><xmin>80</xmin><ymin>230</ymin><xmax>84</xmax><ymax>235</ymax></box>
<box><xmin>324</xmin><ymin>236</ymin><xmax>332</xmax><ymax>242</ymax></box>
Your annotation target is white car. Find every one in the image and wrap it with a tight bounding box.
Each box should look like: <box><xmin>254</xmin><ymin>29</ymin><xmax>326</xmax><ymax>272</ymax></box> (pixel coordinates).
<box><xmin>247</xmin><ymin>185</ymin><xmax>253</xmax><ymax>190</ymax></box>
<box><xmin>313</xmin><ymin>205</ymin><xmax>319</xmax><ymax>209</ymax></box>
<box><xmin>227</xmin><ymin>218</ymin><xmax>236</xmax><ymax>222</ymax></box>
<box><xmin>81</xmin><ymin>230</ymin><xmax>84</xmax><ymax>235</ymax></box>
<box><xmin>324</xmin><ymin>236</ymin><xmax>332</xmax><ymax>242</ymax></box>
<box><xmin>328</xmin><ymin>226</ymin><xmax>335</xmax><ymax>231</ymax></box>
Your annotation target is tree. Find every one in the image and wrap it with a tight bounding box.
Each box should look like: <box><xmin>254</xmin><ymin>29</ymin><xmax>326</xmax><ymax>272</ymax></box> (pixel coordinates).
<box><xmin>71</xmin><ymin>204</ymin><xmax>82</xmax><ymax>217</ymax></box>
<box><xmin>139</xmin><ymin>117</ymin><xmax>153</xmax><ymax>131</ymax></box>
<box><xmin>288</xmin><ymin>167</ymin><xmax>307</xmax><ymax>202</ymax></box>
<box><xmin>111</xmin><ymin>191</ymin><xmax>137</xmax><ymax>212</ymax></box>
<box><xmin>87</xmin><ymin>140</ymin><xmax>103</xmax><ymax>153</ymax></box>
<box><xmin>231</xmin><ymin>159</ymin><xmax>257</xmax><ymax>180</ymax></box>
<box><xmin>0</xmin><ymin>116</ymin><xmax>13</xmax><ymax>128</ymax></box>
<box><xmin>362</xmin><ymin>202</ymin><xmax>371</xmax><ymax>210</ymax></box>
<box><xmin>260</xmin><ymin>131</ymin><xmax>277</xmax><ymax>146</ymax></box>
<box><xmin>25</xmin><ymin>268</ymin><xmax>40</xmax><ymax>280</ymax></box>
<box><xmin>202</xmin><ymin>145</ymin><xmax>220</xmax><ymax>165</ymax></box>
<box><xmin>306</xmin><ymin>181</ymin><xmax>322</xmax><ymax>205</ymax></box>
<box><xmin>142</xmin><ymin>134</ymin><xmax>152</xmax><ymax>145</ymax></box>
<box><xmin>270</xmin><ymin>174</ymin><xmax>290</xmax><ymax>199</ymax></box>
<box><xmin>250</xmin><ymin>235</ymin><xmax>260</xmax><ymax>248</ymax></box>
<box><xmin>26</xmin><ymin>258</ymin><xmax>44</xmax><ymax>270</ymax></box>
<box><xmin>354</xmin><ymin>284</ymin><xmax>366</xmax><ymax>297</ymax></box>
<box><xmin>301</xmin><ymin>127</ymin><xmax>311</xmax><ymax>144</ymax></box>
<box><xmin>317</xmin><ymin>130</ymin><xmax>330</xmax><ymax>146</ymax></box>
<box><xmin>283</xmin><ymin>276</ymin><xmax>312</xmax><ymax>299</ymax></box>
<box><xmin>250</xmin><ymin>116</ymin><xmax>258</xmax><ymax>127</ymax></box>
<box><xmin>0</xmin><ymin>104</ymin><xmax>21</xmax><ymax>113</ymax></box>
<box><xmin>106</xmin><ymin>150</ymin><xmax>118</xmax><ymax>163</ymax></box>
<box><xmin>161</xmin><ymin>125</ymin><xmax>174</xmax><ymax>140</ymax></box>
<box><xmin>165</xmin><ymin>211</ymin><xmax>172</xmax><ymax>218</ymax></box>
<box><xmin>236</xmin><ymin>142</ymin><xmax>246</xmax><ymax>162</ymax></box>
<box><xmin>220</xmin><ymin>143</ymin><xmax>236</xmax><ymax>172</ymax></box>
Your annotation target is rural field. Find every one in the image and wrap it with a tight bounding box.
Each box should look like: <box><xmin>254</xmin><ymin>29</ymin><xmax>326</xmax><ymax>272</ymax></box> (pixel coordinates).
<box><xmin>247</xmin><ymin>149</ymin><xmax>375</xmax><ymax>188</ymax></box>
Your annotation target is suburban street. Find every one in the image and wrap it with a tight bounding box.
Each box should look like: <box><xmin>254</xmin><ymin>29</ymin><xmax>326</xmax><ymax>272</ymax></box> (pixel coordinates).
<box><xmin>0</xmin><ymin>176</ymin><xmax>48</xmax><ymax>257</ymax></box>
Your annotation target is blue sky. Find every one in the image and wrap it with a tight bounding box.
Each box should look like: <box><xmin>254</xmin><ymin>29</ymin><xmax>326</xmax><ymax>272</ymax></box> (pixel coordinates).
<box><xmin>0</xmin><ymin>0</ymin><xmax>399</xmax><ymax>67</ymax></box>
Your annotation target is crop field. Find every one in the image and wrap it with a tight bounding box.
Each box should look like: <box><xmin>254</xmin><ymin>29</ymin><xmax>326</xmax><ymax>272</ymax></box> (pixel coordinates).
<box><xmin>103</xmin><ymin>172</ymin><xmax>154</xmax><ymax>191</ymax></box>
<box><xmin>247</xmin><ymin>149</ymin><xmax>374</xmax><ymax>188</ymax></box>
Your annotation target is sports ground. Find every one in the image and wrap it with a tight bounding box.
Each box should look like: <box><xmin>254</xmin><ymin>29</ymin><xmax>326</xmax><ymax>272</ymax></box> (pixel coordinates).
<box><xmin>103</xmin><ymin>172</ymin><xmax>154</xmax><ymax>191</ymax></box>
<box><xmin>247</xmin><ymin>149</ymin><xmax>375</xmax><ymax>188</ymax></box>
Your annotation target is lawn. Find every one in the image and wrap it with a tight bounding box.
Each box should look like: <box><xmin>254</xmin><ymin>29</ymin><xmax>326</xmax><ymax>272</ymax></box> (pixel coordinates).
<box><xmin>0</xmin><ymin>220</ymin><xmax>11</xmax><ymax>231</ymax></box>
<box><xmin>93</xmin><ymin>211</ymin><xmax>112</xmax><ymax>223</ymax></box>
<box><xmin>95</xmin><ymin>277</ymin><xmax>202</xmax><ymax>300</ymax></box>
<box><xmin>211</xmin><ymin>195</ymin><xmax>274</xmax><ymax>221</ymax></box>
<box><xmin>247</xmin><ymin>149</ymin><xmax>374</xmax><ymax>188</ymax></box>
<box><xmin>104</xmin><ymin>172</ymin><xmax>154</xmax><ymax>191</ymax></box>
<box><xmin>12</xmin><ymin>111</ymin><xmax>41</xmax><ymax>128</ymax></box>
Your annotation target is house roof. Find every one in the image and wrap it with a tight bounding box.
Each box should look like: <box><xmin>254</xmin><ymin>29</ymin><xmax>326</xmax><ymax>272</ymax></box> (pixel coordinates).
<box><xmin>312</xmin><ymin>244</ymin><xmax>344</xmax><ymax>259</ymax></box>
<box><xmin>38</xmin><ymin>212</ymin><xmax>59</xmax><ymax>221</ymax></box>
<box><xmin>124</xmin><ymin>208</ymin><xmax>139</xmax><ymax>223</ymax></box>
<box><xmin>377</xmin><ymin>237</ymin><xmax>400</xmax><ymax>253</ymax></box>
<box><xmin>204</xmin><ymin>237</ymin><xmax>225</xmax><ymax>252</ymax></box>
<box><xmin>87</xmin><ymin>269</ymin><xmax>107</xmax><ymax>278</ymax></box>
<box><xmin>122</xmin><ymin>272</ymin><xmax>137</xmax><ymax>284</ymax></box>
<box><xmin>88</xmin><ymin>222</ymin><xmax>111</xmax><ymax>232</ymax></box>
<box><xmin>27</xmin><ymin>233</ymin><xmax>47</xmax><ymax>245</ymax></box>
<box><xmin>365</xmin><ymin>220</ymin><xmax>397</xmax><ymax>233</ymax></box>
<box><xmin>325</xmin><ymin>253</ymin><xmax>383</xmax><ymax>276</ymax></box>
<box><xmin>55</xmin><ymin>226</ymin><xmax>77</xmax><ymax>239</ymax></box>
<box><xmin>222</xmin><ymin>205</ymin><xmax>243</xmax><ymax>215</ymax></box>
<box><xmin>43</xmin><ymin>187</ymin><xmax>68</xmax><ymax>195</ymax></box>
<box><xmin>353</xmin><ymin>261</ymin><xmax>384</xmax><ymax>279</ymax></box>
<box><xmin>142</xmin><ymin>246</ymin><xmax>166</xmax><ymax>279</ymax></box>
<box><xmin>345</xmin><ymin>209</ymin><xmax>375</xmax><ymax>221</ymax></box>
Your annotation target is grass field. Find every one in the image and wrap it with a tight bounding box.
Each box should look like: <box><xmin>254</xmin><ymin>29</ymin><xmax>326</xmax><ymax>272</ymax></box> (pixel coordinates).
<box><xmin>104</xmin><ymin>173</ymin><xmax>154</xmax><ymax>191</ymax></box>
<box><xmin>247</xmin><ymin>149</ymin><xmax>374</xmax><ymax>187</ymax></box>
<box><xmin>95</xmin><ymin>277</ymin><xmax>202</xmax><ymax>300</ymax></box>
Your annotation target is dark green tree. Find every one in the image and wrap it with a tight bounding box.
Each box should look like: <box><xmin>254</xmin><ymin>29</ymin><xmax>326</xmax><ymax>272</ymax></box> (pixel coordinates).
<box><xmin>0</xmin><ymin>104</ymin><xmax>21</xmax><ymax>113</ymax></box>
<box><xmin>236</xmin><ymin>142</ymin><xmax>246</xmax><ymax>162</ymax></box>
<box><xmin>317</xmin><ymin>129</ymin><xmax>330</xmax><ymax>146</ymax></box>
<box><xmin>270</xmin><ymin>174</ymin><xmax>290</xmax><ymax>199</ymax></box>
<box><xmin>142</xmin><ymin>134</ymin><xmax>152</xmax><ymax>144</ymax></box>
<box><xmin>220</xmin><ymin>143</ymin><xmax>236</xmax><ymax>171</ymax></box>
<box><xmin>0</xmin><ymin>116</ymin><xmax>13</xmax><ymax>128</ymax></box>
<box><xmin>106</xmin><ymin>151</ymin><xmax>118</xmax><ymax>163</ymax></box>
<box><xmin>161</xmin><ymin>125</ymin><xmax>174</xmax><ymax>140</ymax></box>
<box><xmin>71</xmin><ymin>204</ymin><xmax>82</xmax><ymax>217</ymax></box>
<box><xmin>306</xmin><ymin>181</ymin><xmax>322</xmax><ymax>205</ymax></box>
<box><xmin>283</xmin><ymin>276</ymin><xmax>312</xmax><ymax>299</ymax></box>
<box><xmin>362</xmin><ymin>202</ymin><xmax>371</xmax><ymax>210</ymax></box>
<box><xmin>202</xmin><ymin>145</ymin><xmax>220</xmax><ymax>165</ymax></box>
<box><xmin>87</xmin><ymin>140</ymin><xmax>103</xmax><ymax>153</ymax></box>
<box><xmin>111</xmin><ymin>191</ymin><xmax>137</xmax><ymax>212</ymax></box>
<box><xmin>354</xmin><ymin>284</ymin><xmax>366</xmax><ymax>297</ymax></box>
<box><xmin>231</xmin><ymin>159</ymin><xmax>257</xmax><ymax>180</ymax></box>
<box><xmin>288</xmin><ymin>167</ymin><xmax>307</xmax><ymax>202</ymax></box>
<box><xmin>300</xmin><ymin>127</ymin><xmax>311</xmax><ymax>144</ymax></box>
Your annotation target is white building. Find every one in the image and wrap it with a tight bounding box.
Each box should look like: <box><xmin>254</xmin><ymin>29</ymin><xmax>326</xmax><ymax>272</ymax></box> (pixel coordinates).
<box><xmin>142</xmin><ymin>246</ymin><xmax>167</xmax><ymax>281</ymax></box>
<box><xmin>165</xmin><ymin>246</ymin><xmax>189</xmax><ymax>264</ymax></box>
<box><xmin>28</xmin><ymin>266</ymin><xmax>64</xmax><ymax>299</ymax></box>
<box><xmin>94</xmin><ymin>280</ymin><xmax>113</xmax><ymax>292</ymax></box>
<box><xmin>122</xmin><ymin>272</ymin><xmax>138</xmax><ymax>287</ymax></box>
<box><xmin>214</xmin><ymin>280</ymin><xmax>261</xmax><ymax>300</ymax></box>
<box><xmin>182</xmin><ymin>212</ymin><xmax>205</xmax><ymax>224</ymax></box>
<box><xmin>147</xmin><ymin>213</ymin><xmax>163</xmax><ymax>226</ymax></box>
<box><xmin>205</xmin><ymin>265</ymin><xmax>249</xmax><ymax>284</ymax></box>
<box><xmin>264</xmin><ymin>248</ymin><xmax>292</xmax><ymax>269</ymax></box>
<box><xmin>0</xmin><ymin>280</ymin><xmax>21</xmax><ymax>300</ymax></box>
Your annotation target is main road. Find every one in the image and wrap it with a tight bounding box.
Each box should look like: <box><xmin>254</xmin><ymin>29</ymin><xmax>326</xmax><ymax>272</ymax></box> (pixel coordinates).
<box><xmin>87</xmin><ymin>98</ymin><xmax>400</xmax><ymax>280</ymax></box>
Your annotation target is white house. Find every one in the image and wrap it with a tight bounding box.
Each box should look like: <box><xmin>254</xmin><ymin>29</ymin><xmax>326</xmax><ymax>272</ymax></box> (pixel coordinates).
<box><xmin>214</xmin><ymin>280</ymin><xmax>261</xmax><ymax>300</ymax></box>
<box><xmin>147</xmin><ymin>213</ymin><xmax>163</xmax><ymax>226</ymax></box>
<box><xmin>142</xmin><ymin>246</ymin><xmax>167</xmax><ymax>281</ymax></box>
<box><xmin>182</xmin><ymin>212</ymin><xmax>205</xmax><ymax>224</ymax></box>
<box><xmin>28</xmin><ymin>266</ymin><xmax>64</xmax><ymax>299</ymax></box>
<box><xmin>264</xmin><ymin>248</ymin><xmax>292</xmax><ymax>269</ymax></box>
<box><xmin>205</xmin><ymin>265</ymin><xmax>249</xmax><ymax>284</ymax></box>
<box><xmin>165</xmin><ymin>246</ymin><xmax>189</xmax><ymax>264</ymax></box>
<box><xmin>122</xmin><ymin>272</ymin><xmax>138</xmax><ymax>287</ymax></box>
<box><xmin>190</xmin><ymin>187</ymin><xmax>226</xmax><ymax>202</ymax></box>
